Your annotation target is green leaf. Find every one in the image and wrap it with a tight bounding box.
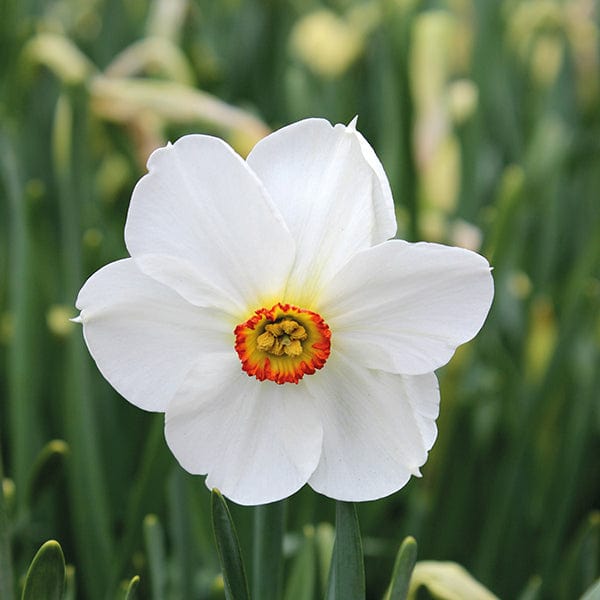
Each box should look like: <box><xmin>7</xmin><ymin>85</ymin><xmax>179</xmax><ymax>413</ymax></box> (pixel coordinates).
<box><xmin>315</xmin><ymin>523</ymin><xmax>335</xmax><ymax>597</ymax></box>
<box><xmin>21</xmin><ymin>540</ymin><xmax>65</xmax><ymax>600</ymax></box>
<box><xmin>113</xmin><ymin>416</ymin><xmax>173</xmax><ymax>590</ymax></box>
<box><xmin>115</xmin><ymin>575</ymin><xmax>141</xmax><ymax>600</ymax></box>
<box><xmin>211</xmin><ymin>489</ymin><xmax>250</xmax><ymax>600</ymax></box>
<box><xmin>167</xmin><ymin>468</ymin><xmax>196</xmax><ymax>599</ymax></box>
<box><xmin>283</xmin><ymin>526</ymin><xmax>316</xmax><ymax>600</ymax></box>
<box><xmin>386</xmin><ymin>536</ymin><xmax>418</xmax><ymax>600</ymax></box>
<box><xmin>326</xmin><ymin>501</ymin><xmax>365</xmax><ymax>600</ymax></box>
<box><xmin>27</xmin><ymin>440</ymin><xmax>69</xmax><ymax>506</ymax></box>
<box><xmin>0</xmin><ymin>443</ymin><xmax>15</xmax><ymax>600</ymax></box>
<box><xmin>253</xmin><ymin>500</ymin><xmax>285</xmax><ymax>600</ymax></box>
<box><xmin>143</xmin><ymin>514</ymin><xmax>167</xmax><ymax>600</ymax></box>
<box><xmin>62</xmin><ymin>565</ymin><xmax>76</xmax><ymax>600</ymax></box>
<box><xmin>580</xmin><ymin>578</ymin><xmax>600</xmax><ymax>600</ymax></box>
<box><xmin>123</xmin><ymin>575</ymin><xmax>140</xmax><ymax>600</ymax></box>
<box><xmin>561</xmin><ymin>512</ymin><xmax>600</xmax><ymax>598</ymax></box>
<box><xmin>517</xmin><ymin>576</ymin><xmax>542</xmax><ymax>600</ymax></box>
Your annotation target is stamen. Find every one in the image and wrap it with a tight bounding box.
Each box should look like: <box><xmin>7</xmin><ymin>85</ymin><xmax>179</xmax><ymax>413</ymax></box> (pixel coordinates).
<box><xmin>234</xmin><ymin>303</ymin><xmax>331</xmax><ymax>384</ymax></box>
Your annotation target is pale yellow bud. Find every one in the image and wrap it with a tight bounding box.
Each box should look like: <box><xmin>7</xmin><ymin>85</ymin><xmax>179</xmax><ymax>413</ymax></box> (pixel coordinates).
<box><xmin>448</xmin><ymin>79</ymin><xmax>479</xmax><ymax>125</ymax></box>
<box><xmin>47</xmin><ymin>305</ymin><xmax>77</xmax><ymax>337</ymax></box>
<box><xmin>290</xmin><ymin>9</ymin><xmax>364</xmax><ymax>79</ymax></box>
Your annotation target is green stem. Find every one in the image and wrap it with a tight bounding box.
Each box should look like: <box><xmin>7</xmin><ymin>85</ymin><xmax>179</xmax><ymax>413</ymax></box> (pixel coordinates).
<box><xmin>0</xmin><ymin>436</ymin><xmax>15</xmax><ymax>600</ymax></box>
<box><xmin>54</xmin><ymin>90</ymin><xmax>113</xmax><ymax>598</ymax></box>
<box><xmin>252</xmin><ymin>500</ymin><xmax>286</xmax><ymax>600</ymax></box>
<box><xmin>1</xmin><ymin>131</ymin><xmax>39</xmax><ymax>511</ymax></box>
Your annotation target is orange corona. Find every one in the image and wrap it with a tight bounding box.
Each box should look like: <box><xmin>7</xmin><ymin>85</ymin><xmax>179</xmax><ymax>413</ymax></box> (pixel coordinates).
<box><xmin>234</xmin><ymin>303</ymin><xmax>331</xmax><ymax>384</ymax></box>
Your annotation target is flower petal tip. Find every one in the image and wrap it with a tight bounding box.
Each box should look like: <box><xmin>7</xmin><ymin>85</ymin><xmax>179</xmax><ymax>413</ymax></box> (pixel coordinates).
<box><xmin>70</xmin><ymin>315</ymin><xmax>82</xmax><ymax>324</ymax></box>
<box><xmin>347</xmin><ymin>115</ymin><xmax>359</xmax><ymax>131</ymax></box>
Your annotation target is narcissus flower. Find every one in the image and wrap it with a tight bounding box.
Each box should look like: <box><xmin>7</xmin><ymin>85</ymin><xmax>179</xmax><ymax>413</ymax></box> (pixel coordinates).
<box><xmin>75</xmin><ymin>118</ymin><xmax>493</xmax><ymax>505</ymax></box>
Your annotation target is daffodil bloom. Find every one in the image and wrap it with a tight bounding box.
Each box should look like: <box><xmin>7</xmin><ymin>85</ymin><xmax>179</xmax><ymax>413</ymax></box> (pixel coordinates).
<box><xmin>76</xmin><ymin>118</ymin><xmax>493</xmax><ymax>505</ymax></box>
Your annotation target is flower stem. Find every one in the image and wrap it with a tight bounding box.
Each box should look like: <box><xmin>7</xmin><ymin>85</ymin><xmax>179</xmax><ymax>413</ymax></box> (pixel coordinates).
<box><xmin>252</xmin><ymin>500</ymin><xmax>286</xmax><ymax>600</ymax></box>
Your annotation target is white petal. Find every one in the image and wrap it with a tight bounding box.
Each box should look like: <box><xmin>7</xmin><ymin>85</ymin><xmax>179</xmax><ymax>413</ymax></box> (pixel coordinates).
<box><xmin>347</xmin><ymin>116</ymin><xmax>396</xmax><ymax>232</ymax></box>
<box><xmin>304</xmin><ymin>354</ymin><xmax>440</xmax><ymax>501</ymax></box>
<box><xmin>246</xmin><ymin>118</ymin><xmax>396</xmax><ymax>305</ymax></box>
<box><xmin>133</xmin><ymin>254</ymin><xmax>242</xmax><ymax>315</ymax></box>
<box><xmin>76</xmin><ymin>259</ymin><xmax>232</xmax><ymax>412</ymax></box>
<box><xmin>165</xmin><ymin>354</ymin><xmax>323</xmax><ymax>505</ymax></box>
<box><xmin>320</xmin><ymin>240</ymin><xmax>494</xmax><ymax>375</ymax></box>
<box><xmin>125</xmin><ymin>135</ymin><xmax>294</xmax><ymax>312</ymax></box>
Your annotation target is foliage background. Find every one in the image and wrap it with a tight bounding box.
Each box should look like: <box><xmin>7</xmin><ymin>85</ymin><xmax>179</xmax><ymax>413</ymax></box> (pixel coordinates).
<box><xmin>1</xmin><ymin>0</ymin><xmax>599</xmax><ymax>598</ymax></box>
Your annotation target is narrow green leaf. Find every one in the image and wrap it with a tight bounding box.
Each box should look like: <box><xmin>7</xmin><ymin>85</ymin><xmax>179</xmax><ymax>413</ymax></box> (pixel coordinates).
<box><xmin>561</xmin><ymin>512</ymin><xmax>600</xmax><ymax>598</ymax></box>
<box><xmin>517</xmin><ymin>576</ymin><xmax>542</xmax><ymax>600</ymax></box>
<box><xmin>168</xmin><ymin>470</ymin><xmax>196</xmax><ymax>599</ymax></box>
<box><xmin>315</xmin><ymin>523</ymin><xmax>335</xmax><ymax>597</ymax></box>
<box><xmin>27</xmin><ymin>440</ymin><xmax>69</xmax><ymax>506</ymax></box>
<box><xmin>211</xmin><ymin>489</ymin><xmax>251</xmax><ymax>600</ymax></box>
<box><xmin>21</xmin><ymin>540</ymin><xmax>65</xmax><ymax>600</ymax></box>
<box><xmin>143</xmin><ymin>514</ymin><xmax>167</xmax><ymax>600</ymax></box>
<box><xmin>63</xmin><ymin>565</ymin><xmax>76</xmax><ymax>600</ymax></box>
<box><xmin>0</xmin><ymin>441</ymin><xmax>15</xmax><ymax>600</ymax></box>
<box><xmin>54</xmin><ymin>89</ymin><xmax>113</xmax><ymax>597</ymax></box>
<box><xmin>283</xmin><ymin>526</ymin><xmax>316</xmax><ymax>600</ymax></box>
<box><xmin>124</xmin><ymin>575</ymin><xmax>140</xmax><ymax>600</ymax></box>
<box><xmin>115</xmin><ymin>575</ymin><xmax>141</xmax><ymax>600</ymax></box>
<box><xmin>253</xmin><ymin>500</ymin><xmax>285</xmax><ymax>600</ymax></box>
<box><xmin>580</xmin><ymin>578</ymin><xmax>600</xmax><ymax>600</ymax></box>
<box><xmin>326</xmin><ymin>501</ymin><xmax>365</xmax><ymax>600</ymax></box>
<box><xmin>1</xmin><ymin>131</ymin><xmax>40</xmax><ymax>511</ymax></box>
<box><xmin>386</xmin><ymin>536</ymin><xmax>418</xmax><ymax>600</ymax></box>
<box><xmin>113</xmin><ymin>415</ymin><xmax>173</xmax><ymax>588</ymax></box>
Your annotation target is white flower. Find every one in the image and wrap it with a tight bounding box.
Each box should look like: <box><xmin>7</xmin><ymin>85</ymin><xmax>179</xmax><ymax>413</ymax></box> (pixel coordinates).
<box><xmin>76</xmin><ymin>118</ymin><xmax>493</xmax><ymax>505</ymax></box>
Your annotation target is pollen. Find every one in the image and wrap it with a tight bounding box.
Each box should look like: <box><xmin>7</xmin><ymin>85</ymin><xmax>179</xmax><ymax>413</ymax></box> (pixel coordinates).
<box><xmin>234</xmin><ymin>303</ymin><xmax>331</xmax><ymax>385</ymax></box>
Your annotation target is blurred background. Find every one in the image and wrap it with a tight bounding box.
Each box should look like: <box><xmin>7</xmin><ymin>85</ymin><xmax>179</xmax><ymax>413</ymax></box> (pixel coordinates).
<box><xmin>1</xmin><ymin>0</ymin><xmax>599</xmax><ymax>598</ymax></box>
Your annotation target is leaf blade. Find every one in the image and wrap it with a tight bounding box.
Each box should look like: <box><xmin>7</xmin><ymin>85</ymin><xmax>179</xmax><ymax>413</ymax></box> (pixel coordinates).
<box><xmin>21</xmin><ymin>540</ymin><xmax>65</xmax><ymax>600</ymax></box>
<box><xmin>326</xmin><ymin>501</ymin><xmax>365</xmax><ymax>600</ymax></box>
<box><xmin>211</xmin><ymin>489</ymin><xmax>251</xmax><ymax>600</ymax></box>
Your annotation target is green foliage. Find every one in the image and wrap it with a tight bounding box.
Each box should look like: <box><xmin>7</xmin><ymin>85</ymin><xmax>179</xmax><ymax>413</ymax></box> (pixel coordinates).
<box><xmin>386</xmin><ymin>537</ymin><xmax>418</xmax><ymax>600</ymax></box>
<box><xmin>21</xmin><ymin>541</ymin><xmax>65</xmax><ymax>600</ymax></box>
<box><xmin>211</xmin><ymin>490</ymin><xmax>251</xmax><ymax>600</ymax></box>
<box><xmin>326</xmin><ymin>501</ymin><xmax>365</xmax><ymax>600</ymax></box>
<box><xmin>252</xmin><ymin>501</ymin><xmax>285</xmax><ymax>600</ymax></box>
<box><xmin>1</xmin><ymin>0</ymin><xmax>599</xmax><ymax>598</ymax></box>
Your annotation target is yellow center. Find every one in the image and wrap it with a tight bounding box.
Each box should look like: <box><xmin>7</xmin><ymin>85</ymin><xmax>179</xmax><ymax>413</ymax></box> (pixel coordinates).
<box><xmin>234</xmin><ymin>303</ymin><xmax>331</xmax><ymax>385</ymax></box>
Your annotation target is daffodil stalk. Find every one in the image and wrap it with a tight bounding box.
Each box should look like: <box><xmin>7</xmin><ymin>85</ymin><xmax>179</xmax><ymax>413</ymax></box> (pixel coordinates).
<box><xmin>252</xmin><ymin>500</ymin><xmax>285</xmax><ymax>600</ymax></box>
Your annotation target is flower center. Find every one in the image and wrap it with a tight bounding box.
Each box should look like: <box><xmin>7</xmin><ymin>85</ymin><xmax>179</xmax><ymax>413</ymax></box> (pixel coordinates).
<box><xmin>234</xmin><ymin>303</ymin><xmax>331</xmax><ymax>385</ymax></box>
